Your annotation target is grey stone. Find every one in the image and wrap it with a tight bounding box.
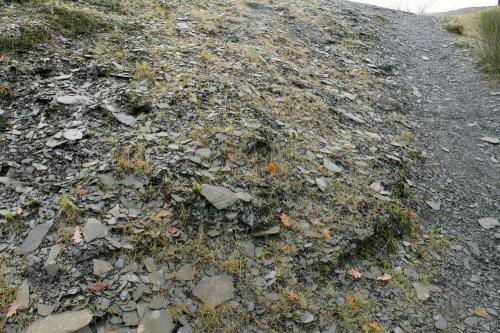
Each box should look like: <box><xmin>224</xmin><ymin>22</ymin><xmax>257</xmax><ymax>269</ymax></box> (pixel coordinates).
<box><xmin>252</xmin><ymin>225</ymin><xmax>281</xmax><ymax>237</ymax></box>
<box><xmin>200</xmin><ymin>185</ymin><xmax>239</xmax><ymax>209</ymax></box>
<box><xmin>466</xmin><ymin>241</ymin><xmax>480</xmax><ymax>256</ymax></box>
<box><xmin>123</xmin><ymin>310</ymin><xmax>140</xmax><ymax>326</ymax></box>
<box><xmin>63</xmin><ymin>129</ymin><xmax>83</xmax><ymax>141</ymax></box>
<box><xmin>113</xmin><ymin>113</ymin><xmax>137</xmax><ymax>126</ymax></box>
<box><xmin>412</xmin><ymin>282</ymin><xmax>430</xmax><ymax>301</ymax></box>
<box><xmin>82</xmin><ymin>218</ymin><xmax>108</xmax><ymax>242</ymax></box>
<box><xmin>16</xmin><ymin>280</ymin><xmax>30</xmax><ymax>310</ymax></box>
<box><xmin>322</xmin><ymin>323</ymin><xmax>337</xmax><ymax>333</ymax></box>
<box><xmin>479</xmin><ymin>136</ymin><xmax>499</xmax><ymax>144</ymax></box>
<box><xmin>315</xmin><ymin>177</ymin><xmax>328</xmax><ymax>192</ymax></box>
<box><xmin>478</xmin><ymin>217</ymin><xmax>499</xmax><ymax>230</ymax></box>
<box><xmin>237</xmin><ymin>241</ymin><xmax>255</xmax><ymax>257</ymax></box>
<box><xmin>37</xmin><ymin>304</ymin><xmax>53</xmax><ymax>316</ymax></box>
<box><xmin>93</xmin><ymin>259</ymin><xmax>113</xmax><ymax>277</ymax></box>
<box><xmin>323</xmin><ymin>159</ymin><xmax>343</xmax><ymax>173</ymax></box>
<box><xmin>192</xmin><ymin>275</ymin><xmax>234</xmax><ymax>307</ymax></box>
<box><xmin>297</xmin><ymin>312</ymin><xmax>315</xmax><ymax>324</ymax></box>
<box><xmin>45</xmin><ymin>244</ymin><xmax>61</xmax><ymax>277</ymax></box>
<box><xmin>32</xmin><ymin>163</ymin><xmax>48</xmax><ymax>171</ymax></box>
<box><xmin>17</xmin><ymin>221</ymin><xmax>53</xmax><ymax>254</ymax></box>
<box><xmin>56</xmin><ymin>95</ymin><xmax>91</xmax><ymax>105</ymax></box>
<box><xmin>425</xmin><ymin>200</ymin><xmax>441</xmax><ymax>211</ymax></box>
<box><xmin>435</xmin><ymin>317</ymin><xmax>447</xmax><ymax>330</ymax></box>
<box><xmin>175</xmin><ymin>264</ymin><xmax>195</xmax><ymax>281</ymax></box>
<box><xmin>137</xmin><ymin>309</ymin><xmax>174</xmax><ymax>333</ymax></box>
<box><xmin>195</xmin><ymin>148</ymin><xmax>211</xmax><ymax>159</ymax></box>
<box><xmin>24</xmin><ymin>310</ymin><xmax>93</xmax><ymax>333</ymax></box>
<box><xmin>143</xmin><ymin>257</ymin><xmax>157</xmax><ymax>272</ymax></box>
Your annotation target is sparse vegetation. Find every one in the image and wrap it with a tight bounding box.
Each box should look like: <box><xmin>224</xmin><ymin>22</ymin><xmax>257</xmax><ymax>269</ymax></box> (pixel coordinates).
<box><xmin>0</xmin><ymin>280</ymin><xmax>16</xmax><ymax>332</ymax></box>
<box><xmin>444</xmin><ymin>22</ymin><xmax>464</xmax><ymax>35</ymax></box>
<box><xmin>60</xmin><ymin>195</ymin><xmax>77</xmax><ymax>222</ymax></box>
<box><xmin>476</xmin><ymin>7</ymin><xmax>500</xmax><ymax>77</ymax></box>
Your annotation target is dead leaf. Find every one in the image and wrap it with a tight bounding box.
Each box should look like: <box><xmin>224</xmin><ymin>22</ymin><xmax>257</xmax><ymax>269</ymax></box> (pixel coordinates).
<box><xmin>406</xmin><ymin>208</ymin><xmax>415</xmax><ymax>219</ymax></box>
<box><xmin>288</xmin><ymin>291</ymin><xmax>298</xmax><ymax>303</ymax></box>
<box><xmin>227</xmin><ymin>153</ymin><xmax>237</xmax><ymax>163</ymax></box>
<box><xmin>72</xmin><ymin>226</ymin><xmax>82</xmax><ymax>244</ymax></box>
<box><xmin>7</xmin><ymin>301</ymin><xmax>18</xmax><ymax>318</ymax></box>
<box><xmin>89</xmin><ymin>281</ymin><xmax>108</xmax><ymax>293</ymax></box>
<box><xmin>156</xmin><ymin>210</ymin><xmax>172</xmax><ymax>219</ymax></box>
<box><xmin>347</xmin><ymin>268</ymin><xmax>362</xmax><ymax>279</ymax></box>
<box><xmin>163</xmin><ymin>225</ymin><xmax>179</xmax><ymax>235</ymax></box>
<box><xmin>280</xmin><ymin>212</ymin><xmax>291</xmax><ymax>227</ymax></box>
<box><xmin>367</xmin><ymin>322</ymin><xmax>381</xmax><ymax>332</ymax></box>
<box><xmin>267</xmin><ymin>162</ymin><xmax>278</xmax><ymax>174</ymax></box>
<box><xmin>473</xmin><ymin>306</ymin><xmax>491</xmax><ymax>319</ymax></box>
<box><xmin>321</xmin><ymin>228</ymin><xmax>332</xmax><ymax>241</ymax></box>
<box><xmin>376</xmin><ymin>273</ymin><xmax>393</xmax><ymax>282</ymax></box>
<box><xmin>346</xmin><ymin>295</ymin><xmax>357</xmax><ymax>307</ymax></box>
<box><xmin>75</xmin><ymin>187</ymin><xmax>89</xmax><ymax>197</ymax></box>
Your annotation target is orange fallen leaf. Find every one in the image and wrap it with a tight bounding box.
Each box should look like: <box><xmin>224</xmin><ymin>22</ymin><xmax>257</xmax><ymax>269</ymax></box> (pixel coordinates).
<box><xmin>367</xmin><ymin>322</ymin><xmax>381</xmax><ymax>332</ymax></box>
<box><xmin>406</xmin><ymin>208</ymin><xmax>415</xmax><ymax>219</ymax></box>
<box><xmin>72</xmin><ymin>226</ymin><xmax>82</xmax><ymax>244</ymax></box>
<box><xmin>280</xmin><ymin>213</ymin><xmax>291</xmax><ymax>227</ymax></box>
<box><xmin>376</xmin><ymin>273</ymin><xmax>393</xmax><ymax>282</ymax></box>
<box><xmin>346</xmin><ymin>295</ymin><xmax>357</xmax><ymax>307</ymax></box>
<box><xmin>156</xmin><ymin>210</ymin><xmax>172</xmax><ymax>219</ymax></box>
<box><xmin>267</xmin><ymin>162</ymin><xmax>278</xmax><ymax>174</ymax></box>
<box><xmin>288</xmin><ymin>291</ymin><xmax>298</xmax><ymax>303</ymax></box>
<box><xmin>227</xmin><ymin>153</ymin><xmax>237</xmax><ymax>163</ymax></box>
<box><xmin>347</xmin><ymin>268</ymin><xmax>362</xmax><ymax>279</ymax></box>
<box><xmin>321</xmin><ymin>228</ymin><xmax>332</xmax><ymax>241</ymax></box>
<box><xmin>75</xmin><ymin>187</ymin><xmax>89</xmax><ymax>197</ymax></box>
<box><xmin>7</xmin><ymin>301</ymin><xmax>18</xmax><ymax>318</ymax></box>
<box><xmin>473</xmin><ymin>306</ymin><xmax>491</xmax><ymax>319</ymax></box>
<box><xmin>163</xmin><ymin>226</ymin><xmax>179</xmax><ymax>235</ymax></box>
<box><xmin>89</xmin><ymin>281</ymin><xmax>108</xmax><ymax>293</ymax></box>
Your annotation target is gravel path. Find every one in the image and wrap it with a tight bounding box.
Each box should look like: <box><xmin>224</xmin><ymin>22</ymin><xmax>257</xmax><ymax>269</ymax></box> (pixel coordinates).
<box><xmin>382</xmin><ymin>9</ymin><xmax>500</xmax><ymax>332</ymax></box>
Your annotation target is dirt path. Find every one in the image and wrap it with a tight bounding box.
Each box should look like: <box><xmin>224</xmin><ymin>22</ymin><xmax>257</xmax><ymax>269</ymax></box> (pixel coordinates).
<box><xmin>382</xmin><ymin>9</ymin><xmax>499</xmax><ymax>332</ymax></box>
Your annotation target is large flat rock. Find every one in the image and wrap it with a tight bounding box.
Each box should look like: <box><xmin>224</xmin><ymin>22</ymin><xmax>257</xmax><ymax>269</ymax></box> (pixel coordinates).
<box><xmin>24</xmin><ymin>309</ymin><xmax>93</xmax><ymax>333</ymax></box>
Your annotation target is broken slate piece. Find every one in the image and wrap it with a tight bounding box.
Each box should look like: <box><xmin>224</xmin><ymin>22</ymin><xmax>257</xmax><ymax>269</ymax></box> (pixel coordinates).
<box><xmin>175</xmin><ymin>264</ymin><xmax>195</xmax><ymax>281</ymax></box>
<box><xmin>412</xmin><ymin>282</ymin><xmax>431</xmax><ymax>301</ymax></box>
<box><xmin>137</xmin><ymin>309</ymin><xmax>174</xmax><ymax>333</ymax></box>
<box><xmin>63</xmin><ymin>129</ymin><xmax>83</xmax><ymax>141</ymax></box>
<box><xmin>479</xmin><ymin>136</ymin><xmax>499</xmax><ymax>145</ymax></box>
<box><xmin>192</xmin><ymin>275</ymin><xmax>234</xmax><ymax>307</ymax></box>
<box><xmin>56</xmin><ymin>95</ymin><xmax>91</xmax><ymax>105</ymax></box>
<box><xmin>252</xmin><ymin>225</ymin><xmax>281</xmax><ymax>237</ymax></box>
<box><xmin>478</xmin><ymin>217</ymin><xmax>499</xmax><ymax>230</ymax></box>
<box><xmin>17</xmin><ymin>221</ymin><xmax>53</xmax><ymax>254</ymax></box>
<box><xmin>113</xmin><ymin>112</ymin><xmax>137</xmax><ymax>126</ymax></box>
<box><xmin>15</xmin><ymin>280</ymin><xmax>30</xmax><ymax>310</ymax></box>
<box><xmin>425</xmin><ymin>200</ymin><xmax>441</xmax><ymax>211</ymax></box>
<box><xmin>93</xmin><ymin>259</ymin><xmax>113</xmax><ymax>277</ymax></box>
<box><xmin>24</xmin><ymin>310</ymin><xmax>93</xmax><ymax>333</ymax></box>
<box><xmin>323</xmin><ymin>158</ymin><xmax>343</xmax><ymax>173</ymax></box>
<box><xmin>315</xmin><ymin>177</ymin><xmax>328</xmax><ymax>192</ymax></box>
<box><xmin>83</xmin><ymin>218</ymin><xmax>108</xmax><ymax>242</ymax></box>
<box><xmin>200</xmin><ymin>184</ymin><xmax>239</xmax><ymax>209</ymax></box>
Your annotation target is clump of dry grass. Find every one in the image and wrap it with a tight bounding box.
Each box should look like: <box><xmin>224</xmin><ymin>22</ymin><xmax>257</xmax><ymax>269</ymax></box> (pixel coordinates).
<box><xmin>476</xmin><ymin>7</ymin><xmax>500</xmax><ymax>77</ymax></box>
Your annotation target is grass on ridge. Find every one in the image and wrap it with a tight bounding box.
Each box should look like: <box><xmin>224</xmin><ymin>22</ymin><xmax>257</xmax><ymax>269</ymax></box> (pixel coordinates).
<box><xmin>476</xmin><ymin>7</ymin><xmax>500</xmax><ymax>77</ymax></box>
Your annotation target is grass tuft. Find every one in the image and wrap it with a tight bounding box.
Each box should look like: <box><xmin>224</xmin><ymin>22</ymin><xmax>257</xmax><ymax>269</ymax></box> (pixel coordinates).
<box><xmin>476</xmin><ymin>7</ymin><xmax>500</xmax><ymax>77</ymax></box>
<box><xmin>443</xmin><ymin>23</ymin><xmax>464</xmax><ymax>35</ymax></box>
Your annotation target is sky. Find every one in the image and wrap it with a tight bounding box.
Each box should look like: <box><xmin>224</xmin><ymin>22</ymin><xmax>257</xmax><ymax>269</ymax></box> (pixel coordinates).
<box><xmin>351</xmin><ymin>0</ymin><xmax>497</xmax><ymax>13</ymax></box>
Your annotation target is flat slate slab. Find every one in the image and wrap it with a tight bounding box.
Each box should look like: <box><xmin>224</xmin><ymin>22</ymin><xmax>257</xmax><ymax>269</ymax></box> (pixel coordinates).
<box><xmin>24</xmin><ymin>309</ymin><xmax>92</xmax><ymax>333</ymax></box>
<box><xmin>192</xmin><ymin>275</ymin><xmax>234</xmax><ymax>307</ymax></box>
<box><xmin>200</xmin><ymin>184</ymin><xmax>240</xmax><ymax>209</ymax></box>
<box><xmin>137</xmin><ymin>309</ymin><xmax>174</xmax><ymax>333</ymax></box>
<box><xmin>17</xmin><ymin>221</ymin><xmax>53</xmax><ymax>254</ymax></box>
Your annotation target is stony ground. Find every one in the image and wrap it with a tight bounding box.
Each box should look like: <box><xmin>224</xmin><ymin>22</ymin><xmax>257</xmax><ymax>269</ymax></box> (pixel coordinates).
<box><xmin>0</xmin><ymin>1</ymin><xmax>498</xmax><ymax>333</ymax></box>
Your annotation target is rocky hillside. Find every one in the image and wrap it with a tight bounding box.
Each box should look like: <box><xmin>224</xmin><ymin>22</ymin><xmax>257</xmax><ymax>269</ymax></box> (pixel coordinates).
<box><xmin>0</xmin><ymin>1</ymin><xmax>421</xmax><ymax>332</ymax></box>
